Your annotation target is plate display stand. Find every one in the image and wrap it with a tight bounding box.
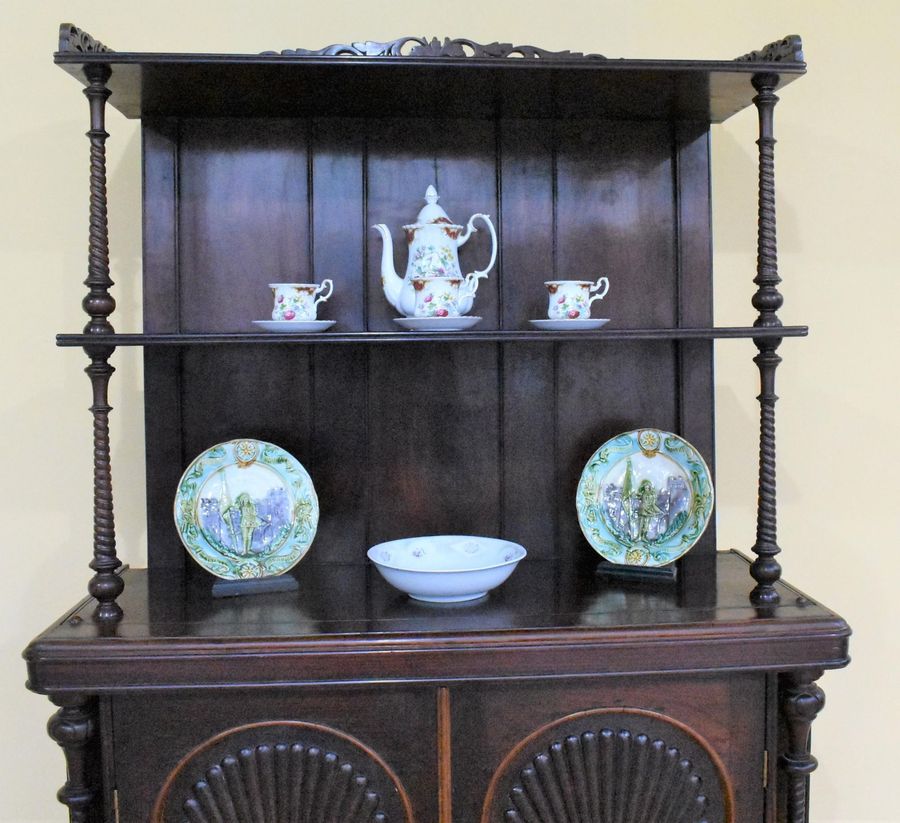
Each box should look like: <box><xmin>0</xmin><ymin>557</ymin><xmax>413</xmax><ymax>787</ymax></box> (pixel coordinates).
<box><xmin>211</xmin><ymin>576</ymin><xmax>301</xmax><ymax>598</ymax></box>
<box><xmin>594</xmin><ymin>560</ymin><xmax>678</xmax><ymax>582</ymax></box>
<box><xmin>25</xmin><ymin>26</ymin><xmax>849</xmax><ymax>823</ymax></box>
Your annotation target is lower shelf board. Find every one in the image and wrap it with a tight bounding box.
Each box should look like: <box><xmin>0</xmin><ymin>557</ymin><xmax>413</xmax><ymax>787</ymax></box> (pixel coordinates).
<box><xmin>23</xmin><ymin>551</ymin><xmax>850</xmax><ymax>693</ymax></box>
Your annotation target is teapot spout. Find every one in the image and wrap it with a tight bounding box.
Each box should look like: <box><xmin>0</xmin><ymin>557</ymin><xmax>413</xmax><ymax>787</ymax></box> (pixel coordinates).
<box><xmin>372</xmin><ymin>224</ymin><xmax>403</xmax><ymax>312</ymax></box>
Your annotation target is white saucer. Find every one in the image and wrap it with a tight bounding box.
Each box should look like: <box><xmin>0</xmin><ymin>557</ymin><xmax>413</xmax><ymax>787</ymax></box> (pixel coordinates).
<box><xmin>393</xmin><ymin>316</ymin><xmax>482</xmax><ymax>332</ymax></box>
<box><xmin>529</xmin><ymin>318</ymin><xmax>610</xmax><ymax>331</ymax></box>
<box><xmin>253</xmin><ymin>320</ymin><xmax>336</xmax><ymax>333</ymax></box>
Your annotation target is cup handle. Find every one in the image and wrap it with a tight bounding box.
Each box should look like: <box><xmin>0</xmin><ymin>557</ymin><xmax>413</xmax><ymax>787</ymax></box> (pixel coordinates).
<box><xmin>463</xmin><ymin>214</ymin><xmax>498</xmax><ymax>282</ymax></box>
<box><xmin>589</xmin><ymin>277</ymin><xmax>610</xmax><ymax>303</ymax></box>
<box><xmin>314</xmin><ymin>279</ymin><xmax>334</xmax><ymax>306</ymax></box>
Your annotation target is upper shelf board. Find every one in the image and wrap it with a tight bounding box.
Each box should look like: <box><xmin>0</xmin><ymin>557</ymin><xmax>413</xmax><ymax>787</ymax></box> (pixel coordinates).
<box><xmin>55</xmin><ymin>26</ymin><xmax>805</xmax><ymax>122</ymax></box>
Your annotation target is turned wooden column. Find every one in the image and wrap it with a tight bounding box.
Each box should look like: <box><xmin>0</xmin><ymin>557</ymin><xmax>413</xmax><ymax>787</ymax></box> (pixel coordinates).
<box><xmin>47</xmin><ymin>695</ymin><xmax>100</xmax><ymax>823</ymax></box>
<box><xmin>780</xmin><ymin>669</ymin><xmax>826</xmax><ymax>823</ymax></box>
<box><xmin>749</xmin><ymin>71</ymin><xmax>784</xmax><ymax>607</ymax></box>
<box><xmin>82</xmin><ymin>63</ymin><xmax>123</xmax><ymax>621</ymax></box>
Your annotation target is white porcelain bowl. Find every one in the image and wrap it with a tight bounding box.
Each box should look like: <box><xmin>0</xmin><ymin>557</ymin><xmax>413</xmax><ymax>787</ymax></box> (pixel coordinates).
<box><xmin>367</xmin><ymin>535</ymin><xmax>527</xmax><ymax>602</ymax></box>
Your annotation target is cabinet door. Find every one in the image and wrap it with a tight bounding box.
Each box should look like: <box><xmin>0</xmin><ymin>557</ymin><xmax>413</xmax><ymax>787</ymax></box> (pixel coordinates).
<box><xmin>110</xmin><ymin>687</ymin><xmax>434</xmax><ymax>822</ymax></box>
<box><xmin>452</xmin><ymin>674</ymin><xmax>766</xmax><ymax>823</ymax></box>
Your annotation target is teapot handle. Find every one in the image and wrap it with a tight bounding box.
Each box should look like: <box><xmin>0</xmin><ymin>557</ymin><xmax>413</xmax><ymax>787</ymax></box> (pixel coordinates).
<box><xmin>462</xmin><ymin>214</ymin><xmax>498</xmax><ymax>282</ymax></box>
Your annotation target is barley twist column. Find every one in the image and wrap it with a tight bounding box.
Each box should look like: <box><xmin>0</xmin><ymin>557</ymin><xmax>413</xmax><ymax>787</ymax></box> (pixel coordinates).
<box><xmin>82</xmin><ymin>63</ymin><xmax>123</xmax><ymax>621</ymax></box>
<box><xmin>749</xmin><ymin>72</ymin><xmax>784</xmax><ymax>606</ymax></box>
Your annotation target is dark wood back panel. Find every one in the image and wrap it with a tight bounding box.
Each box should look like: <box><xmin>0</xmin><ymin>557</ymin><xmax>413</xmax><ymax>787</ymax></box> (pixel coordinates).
<box><xmin>143</xmin><ymin>115</ymin><xmax>715</xmax><ymax>573</ymax></box>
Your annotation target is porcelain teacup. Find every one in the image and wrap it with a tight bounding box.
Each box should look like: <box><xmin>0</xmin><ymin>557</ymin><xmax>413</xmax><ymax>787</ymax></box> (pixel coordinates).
<box><xmin>545</xmin><ymin>277</ymin><xmax>610</xmax><ymax>320</ymax></box>
<box><xmin>411</xmin><ymin>275</ymin><xmax>478</xmax><ymax>318</ymax></box>
<box><xmin>270</xmin><ymin>280</ymin><xmax>333</xmax><ymax>321</ymax></box>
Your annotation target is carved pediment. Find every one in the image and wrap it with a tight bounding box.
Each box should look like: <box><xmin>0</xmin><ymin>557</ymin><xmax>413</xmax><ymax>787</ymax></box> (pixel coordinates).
<box><xmin>265</xmin><ymin>37</ymin><xmax>605</xmax><ymax>59</ymax></box>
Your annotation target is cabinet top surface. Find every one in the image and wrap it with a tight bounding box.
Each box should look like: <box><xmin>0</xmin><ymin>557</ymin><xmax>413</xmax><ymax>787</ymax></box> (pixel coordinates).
<box><xmin>56</xmin><ymin>24</ymin><xmax>805</xmax><ymax>122</ymax></box>
<box><xmin>25</xmin><ymin>553</ymin><xmax>850</xmax><ymax>692</ymax></box>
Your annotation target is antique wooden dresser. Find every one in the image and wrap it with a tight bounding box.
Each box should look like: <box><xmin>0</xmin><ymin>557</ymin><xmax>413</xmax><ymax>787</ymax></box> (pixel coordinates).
<box><xmin>24</xmin><ymin>26</ymin><xmax>850</xmax><ymax>822</ymax></box>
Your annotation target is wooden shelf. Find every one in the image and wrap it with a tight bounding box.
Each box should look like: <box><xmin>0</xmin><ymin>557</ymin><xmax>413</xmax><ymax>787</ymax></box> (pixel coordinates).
<box><xmin>55</xmin><ymin>49</ymin><xmax>804</xmax><ymax>123</ymax></box>
<box><xmin>24</xmin><ymin>553</ymin><xmax>849</xmax><ymax>693</ymax></box>
<box><xmin>55</xmin><ymin>325</ymin><xmax>807</xmax><ymax>347</ymax></box>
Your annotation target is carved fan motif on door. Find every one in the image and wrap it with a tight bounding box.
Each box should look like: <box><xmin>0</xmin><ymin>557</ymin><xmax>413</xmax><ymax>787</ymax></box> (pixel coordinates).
<box><xmin>151</xmin><ymin>721</ymin><xmax>414</xmax><ymax>823</ymax></box>
<box><xmin>482</xmin><ymin>708</ymin><xmax>734</xmax><ymax>823</ymax></box>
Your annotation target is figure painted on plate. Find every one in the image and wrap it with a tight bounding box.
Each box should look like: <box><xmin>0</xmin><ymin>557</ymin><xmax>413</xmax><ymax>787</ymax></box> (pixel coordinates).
<box><xmin>222</xmin><ymin>492</ymin><xmax>270</xmax><ymax>555</ymax></box>
<box><xmin>636</xmin><ymin>479</ymin><xmax>663</xmax><ymax>542</ymax></box>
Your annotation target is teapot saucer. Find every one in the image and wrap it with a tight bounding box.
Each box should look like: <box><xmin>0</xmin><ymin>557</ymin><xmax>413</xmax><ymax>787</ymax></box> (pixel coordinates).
<box><xmin>529</xmin><ymin>318</ymin><xmax>610</xmax><ymax>331</ymax></box>
<box><xmin>394</xmin><ymin>316</ymin><xmax>482</xmax><ymax>332</ymax></box>
<box><xmin>253</xmin><ymin>320</ymin><xmax>336</xmax><ymax>333</ymax></box>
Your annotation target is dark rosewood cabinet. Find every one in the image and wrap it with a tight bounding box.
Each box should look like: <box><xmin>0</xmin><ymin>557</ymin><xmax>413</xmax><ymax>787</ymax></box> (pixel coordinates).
<box><xmin>25</xmin><ymin>26</ymin><xmax>850</xmax><ymax>823</ymax></box>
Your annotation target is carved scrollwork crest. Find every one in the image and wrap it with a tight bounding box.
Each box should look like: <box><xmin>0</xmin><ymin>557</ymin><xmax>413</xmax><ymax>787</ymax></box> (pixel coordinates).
<box><xmin>58</xmin><ymin>24</ymin><xmax>114</xmax><ymax>54</ymax></box>
<box><xmin>266</xmin><ymin>36</ymin><xmax>605</xmax><ymax>59</ymax></box>
<box><xmin>735</xmin><ymin>35</ymin><xmax>803</xmax><ymax>64</ymax></box>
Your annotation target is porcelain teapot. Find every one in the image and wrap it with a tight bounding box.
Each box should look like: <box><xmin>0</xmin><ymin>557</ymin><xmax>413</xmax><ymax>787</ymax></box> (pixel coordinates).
<box><xmin>373</xmin><ymin>185</ymin><xmax>497</xmax><ymax>317</ymax></box>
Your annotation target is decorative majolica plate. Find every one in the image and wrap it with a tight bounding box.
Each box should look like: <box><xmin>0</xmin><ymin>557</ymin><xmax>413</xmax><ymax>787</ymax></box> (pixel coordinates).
<box><xmin>576</xmin><ymin>429</ymin><xmax>713</xmax><ymax>567</ymax></box>
<box><xmin>174</xmin><ymin>439</ymin><xmax>319</xmax><ymax>580</ymax></box>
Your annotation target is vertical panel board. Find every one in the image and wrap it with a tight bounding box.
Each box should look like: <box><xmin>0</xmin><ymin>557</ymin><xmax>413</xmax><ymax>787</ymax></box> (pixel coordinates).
<box><xmin>675</xmin><ymin>123</ymin><xmax>717</xmax><ymax>569</ymax></box>
<box><xmin>366</xmin><ymin>344</ymin><xmax>500</xmax><ymax>544</ymax></box>
<box><xmin>499</xmin><ymin>344</ymin><xmax>556</xmax><ymax>556</ymax></box>
<box><xmin>178</xmin><ymin>119</ymin><xmax>310</xmax><ymax>332</ymax></box>
<box><xmin>366</xmin><ymin>119</ymin><xmax>439</xmax><ymax>331</ymax></box>
<box><xmin>310</xmin><ymin>120</ymin><xmax>369</xmax><ymax>560</ymax></box>
<box><xmin>142</xmin><ymin>118</ymin><xmax>180</xmax><ymax>332</ymax></box>
<box><xmin>434</xmin><ymin>119</ymin><xmax>499</xmax><ymax>328</ymax></box>
<box><xmin>309</xmin><ymin>346</ymin><xmax>368</xmax><ymax>561</ymax></box>
<box><xmin>144</xmin><ymin>349</ymin><xmax>185</xmax><ymax>569</ymax></box>
<box><xmin>179</xmin><ymin>346</ymin><xmax>312</xmax><ymax>462</ymax></box>
<box><xmin>498</xmin><ymin>119</ymin><xmax>556</xmax><ymax>556</ymax></box>
<box><xmin>311</xmin><ymin>118</ymin><xmax>366</xmax><ymax>329</ymax></box>
<box><xmin>556</xmin><ymin>119</ymin><xmax>677</xmax><ymax>327</ymax></box>
<box><xmin>498</xmin><ymin>118</ymin><xmax>555</xmax><ymax>326</ymax></box>
<box><xmin>143</xmin><ymin>120</ymin><xmax>184</xmax><ymax>568</ymax></box>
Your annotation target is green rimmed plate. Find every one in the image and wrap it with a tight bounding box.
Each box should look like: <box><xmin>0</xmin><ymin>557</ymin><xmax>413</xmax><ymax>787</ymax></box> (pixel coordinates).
<box><xmin>174</xmin><ymin>439</ymin><xmax>318</xmax><ymax>580</ymax></box>
<box><xmin>576</xmin><ymin>429</ymin><xmax>713</xmax><ymax>567</ymax></box>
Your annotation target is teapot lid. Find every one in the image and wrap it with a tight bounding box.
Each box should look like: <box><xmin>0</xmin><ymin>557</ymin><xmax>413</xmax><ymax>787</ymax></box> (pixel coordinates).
<box><xmin>409</xmin><ymin>185</ymin><xmax>461</xmax><ymax>227</ymax></box>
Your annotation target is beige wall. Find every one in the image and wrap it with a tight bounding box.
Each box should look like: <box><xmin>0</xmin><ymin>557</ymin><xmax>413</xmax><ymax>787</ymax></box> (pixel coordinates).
<box><xmin>3</xmin><ymin>1</ymin><xmax>897</xmax><ymax>820</ymax></box>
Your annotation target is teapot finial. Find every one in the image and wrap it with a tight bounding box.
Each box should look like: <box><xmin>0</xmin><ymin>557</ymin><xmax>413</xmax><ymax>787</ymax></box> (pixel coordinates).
<box><xmin>425</xmin><ymin>185</ymin><xmax>439</xmax><ymax>205</ymax></box>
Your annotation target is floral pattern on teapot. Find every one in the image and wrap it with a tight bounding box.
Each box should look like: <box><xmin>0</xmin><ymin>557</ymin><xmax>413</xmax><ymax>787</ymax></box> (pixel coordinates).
<box><xmin>411</xmin><ymin>244</ymin><xmax>458</xmax><ymax>279</ymax></box>
<box><xmin>412</xmin><ymin>277</ymin><xmax>463</xmax><ymax>317</ymax></box>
